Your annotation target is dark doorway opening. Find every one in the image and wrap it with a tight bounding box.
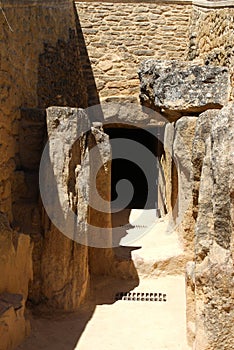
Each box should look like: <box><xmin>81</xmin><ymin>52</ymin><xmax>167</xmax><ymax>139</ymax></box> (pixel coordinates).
<box><xmin>104</xmin><ymin>126</ymin><xmax>163</xmax><ymax>210</ymax></box>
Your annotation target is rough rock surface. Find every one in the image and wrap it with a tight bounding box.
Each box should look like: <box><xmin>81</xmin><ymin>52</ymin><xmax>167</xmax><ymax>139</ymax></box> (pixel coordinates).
<box><xmin>40</xmin><ymin>107</ymin><xmax>91</xmax><ymax>310</ymax></box>
<box><xmin>0</xmin><ymin>215</ymin><xmax>33</xmax><ymax>299</ymax></box>
<box><xmin>0</xmin><ymin>296</ymin><xmax>29</xmax><ymax>350</ymax></box>
<box><xmin>160</xmin><ymin>122</ymin><xmax>175</xmax><ymax>214</ymax></box>
<box><xmin>139</xmin><ymin>60</ymin><xmax>230</xmax><ymax>118</ymax></box>
<box><xmin>192</xmin><ymin>103</ymin><xmax>234</xmax><ymax>350</ymax></box>
<box><xmin>101</xmin><ymin>96</ymin><xmax>165</xmax><ymax>127</ymax></box>
<box><xmin>88</xmin><ymin>122</ymin><xmax>114</xmax><ymax>275</ymax></box>
<box><xmin>173</xmin><ymin>116</ymin><xmax>197</xmax><ymax>227</ymax></box>
<box><xmin>188</xmin><ymin>6</ymin><xmax>234</xmax><ymax>98</ymax></box>
<box><xmin>40</xmin><ymin>107</ymin><xmax>116</xmax><ymax>310</ymax></box>
<box><xmin>0</xmin><ymin>213</ymin><xmax>33</xmax><ymax>349</ymax></box>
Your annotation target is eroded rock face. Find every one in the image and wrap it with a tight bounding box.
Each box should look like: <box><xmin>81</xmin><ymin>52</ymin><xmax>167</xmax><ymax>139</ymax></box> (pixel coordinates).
<box><xmin>40</xmin><ymin>107</ymin><xmax>91</xmax><ymax>310</ymax></box>
<box><xmin>161</xmin><ymin>122</ymin><xmax>175</xmax><ymax>214</ymax></box>
<box><xmin>139</xmin><ymin>60</ymin><xmax>230</xmax><ymax>118</ymax></box>
<box><xmin>101</xmin><ymin>96</ymin><xmax>164</xmax><ymax>128</ymax></box>
<box><xmin>88</xmin><ymin>123</ymin><xmax>113</xmax><ymax>275</ymax></box>
<box><xmin>0</xmin><ymin>214</ymin><xmax>33</xmax><ymax>301</ymax></box>
<box><xmin>192</xmin><ymin>103</ymin><xmax>234</xmax><ymax>350</ymax></box>
<box><xmin>174</xmin><ymin>116</ymin><xmax>197</xmax><ymax>225</ymax></box>
<box><xmin>40</xmin><ymin>107</ymin><xmax>114</xmax><ymax>310</ymax></box>
<box><xmin>0</xmin><ymin>213</ymin><xmax>33</xmax><ymax>349</ymax></box>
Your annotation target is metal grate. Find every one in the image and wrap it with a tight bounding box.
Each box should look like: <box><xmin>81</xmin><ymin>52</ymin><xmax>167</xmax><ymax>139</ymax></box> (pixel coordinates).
<box><xmin>115</xmin><ymin>292</ymin><xmax>167</xmax><ymax>302</ymax></box>
<box><xmin>120</xmin><ymin>224</ymin><xmax>147</xmax><ymax>229</ymax></box>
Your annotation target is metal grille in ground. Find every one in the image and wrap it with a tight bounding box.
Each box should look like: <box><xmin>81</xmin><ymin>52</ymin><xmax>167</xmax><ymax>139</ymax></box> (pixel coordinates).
<box><xmin>120</xmin><ymin>224</ymin><xmax>148</xmax><ymax>229</ymax></box>
<box><xmin>115</xmin><ymin>292</ymin><xmax>167</xmax><ymax>302</ymax></box>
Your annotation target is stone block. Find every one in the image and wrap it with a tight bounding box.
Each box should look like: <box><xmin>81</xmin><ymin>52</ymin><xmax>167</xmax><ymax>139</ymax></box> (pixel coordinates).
<box><xmin>139</xmin><ymin>60</ymin><xmax>230</xmax><ymax>116</ymax></box>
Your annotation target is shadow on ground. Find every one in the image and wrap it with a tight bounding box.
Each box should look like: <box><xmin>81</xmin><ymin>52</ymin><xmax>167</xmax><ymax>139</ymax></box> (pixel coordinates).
<box><xmin>17</xmin><ymin>274</ymin><xmax>139</xmax><ymax>350</ymax></box>
<box><xmin>17</xmin><ymin>209</ymin><xmax>140</xmax><ymax>350</ymax></box>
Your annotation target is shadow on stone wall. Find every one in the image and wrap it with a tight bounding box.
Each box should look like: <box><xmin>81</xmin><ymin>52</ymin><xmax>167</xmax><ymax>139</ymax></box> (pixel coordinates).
<box><xmin>73</xmin><ymin>3</ymin><xmax>101</xmax><ymax>107</ymax></box>
<box><xmin>37</xmin><ymin>28</ymin><xmax>88</xmax><ymax>109</ymax></box>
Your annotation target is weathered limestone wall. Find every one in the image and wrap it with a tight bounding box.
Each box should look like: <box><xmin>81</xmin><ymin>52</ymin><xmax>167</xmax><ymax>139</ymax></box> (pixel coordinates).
<box><xmin>188</xmin><ymin>4</ymin><xmax>234</xmax><ymax>97</ymax></box>
<box><xmin>0</xmin><ymin>213</ymin><xmax>33</xmax><ymax>350</ymax></box>
<box><xmin>191</xmin><ymin>104</ymin><xmax>234</xmax><ymax>350</ymax></box>
<box><xmin>75</xmin><ymin>1</ymin><xmax>192</xmax><ymax>99</ymax></box>
<box><xmin>139</xmin><ymin>59</ymin><xmax>233</xmax><ymax>348</ymax></box>
<box><xmin>0</xmin><ymin>1</ymin><xmax>89</xmax><ymax>346</ymax></box>
<box><xmin>0</xmin><ymin>0</ymin><xmax>87</xmax><ymax>223</ymax></box>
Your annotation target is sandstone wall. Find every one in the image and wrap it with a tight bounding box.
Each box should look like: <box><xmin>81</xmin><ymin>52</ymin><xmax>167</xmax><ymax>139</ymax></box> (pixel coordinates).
<box><xmin>0</xmin><ymin>0</ymin><xmax>88</xmax><ymax>223</ymax></box>
<box><xmin>0</xmin><ymin>212</ymin><xmax>33</xmax><ymax>350</ymax></box>
<box><xmin>0</xmin><ymin>0</ymin><xmax>89</xmax><ymax>346</ymax></box>
<box><xmin>75</xmin><ymin>1</ymin><xmax>192</xmax><ymax>99</ymax></box>
<box><xmin>188</xmin><ymin>4</ymin><xmax>234</xmax><ymax>97</ymax></box>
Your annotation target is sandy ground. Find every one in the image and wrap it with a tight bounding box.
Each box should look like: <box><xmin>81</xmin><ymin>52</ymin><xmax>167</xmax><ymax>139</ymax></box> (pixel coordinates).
<box><xmin>17</xmin><ymin>212</ymin><xmax>191</xmax><ymax>350</ymax></box>
<box><xmin>76</xmin><ymin>276</ymin><xmax>190</xmax><ymax>350</ymax></box>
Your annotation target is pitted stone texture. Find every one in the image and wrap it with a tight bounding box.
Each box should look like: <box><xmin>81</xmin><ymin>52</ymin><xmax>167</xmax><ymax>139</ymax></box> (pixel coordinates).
<box><xmin>192</xmin><ymin>110</ymin><xmax>219</xmax><ymax>206</ymax></box>
<box><xmin>192</xmin><ymin>103</ymin><xmax>234</xmax><ymax>350</ymax></box>
<box><xmin>192</xmin><ymin>109</ymin><xmax>219</xmax><ymax>260</ymax></box>
<box><xmin>139</xmin><ymin>60</ymin><xmax>230</xmax><ymax>118</ymax></box>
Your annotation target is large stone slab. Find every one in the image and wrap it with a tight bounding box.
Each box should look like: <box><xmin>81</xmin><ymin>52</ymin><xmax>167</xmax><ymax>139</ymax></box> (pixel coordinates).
<box><xmin>173</xmin><ymin>116</ymin><xmax>197</xmax><ymax>227</ymax></box>
<box><xmin>191</xmin><ymin>103</ymin><xmax>234</xmax><ymax>350</ymax></box>
<box><xmin>139</xmin><ymin>60</ymin><xmax>230</xmax><ymax>118</ymax></box>
<box><xmin>40</xmin><ymin>107</ymin><xmax>91</xmax><ymax>310</ymax></box>
<box><xmin>40</xmin><ymin>107</ymin><xmax>114</xmax><ymax>309</ymax></box>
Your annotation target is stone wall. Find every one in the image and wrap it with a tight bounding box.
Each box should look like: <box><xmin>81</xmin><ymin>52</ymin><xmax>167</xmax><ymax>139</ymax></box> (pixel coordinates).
<box><xmin>75</xmin><ymin>1</ymin><xmax>192</xmax><ymax>99</ymax></box>
<box><xmin>139</xmin><ymin>59</ymin><xmax>233</xmax><ymax>348</ymax></box>
<box><xmin>0</xmin><ymin>213</ymin><xmax>33</xmax><ymax>350</ymax></box>
<box><xmin>188</xmin><ymin>4</ymin><xmax>234</xmax><ymax>97</ymax></box>
<box><xmin>0</xmin><ymin>0</ymin><xmax>89</xmax><ymax>346</ymax></box>
<box><xmin>0</xmin><ymin>0</ymin><xmax>88</xmax><ymax>223</ymax></box>
<box><xmin>0</xmin><ymin>1</ymin><xmax>233</xmax><ymax>348</ymax></box>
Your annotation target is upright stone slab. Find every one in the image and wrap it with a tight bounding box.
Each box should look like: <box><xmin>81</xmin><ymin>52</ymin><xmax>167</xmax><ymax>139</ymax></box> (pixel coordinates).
<box><xmin>160</xmin><ymin>122</ymin><xmax>175</xmax><ymax>214</ymax></box>
<box><xmin>40</xmin><ymin>107</ymin><xmax>91</xmax><ymax>310</ymax></box>
<box><xmin>192</xmin><ymin>103</ymin><xmax>234</xmax><ymax>350</ymax></box>
<box><xmin>173</xmin><ymin>116</ymin><xmax>197</xmax><ymax>228</ymax></box>
<box><xmin>40</xmin><ymin>107</ymin><xmax>114</xmax><ymax>308</ymax></box>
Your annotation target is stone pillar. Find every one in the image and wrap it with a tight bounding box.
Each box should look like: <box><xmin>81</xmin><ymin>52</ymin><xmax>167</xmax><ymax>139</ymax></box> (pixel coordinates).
<box><xmin>40</xmin><ymin>107</ymin><xmax>90</xmax><ymax>310</ymax></box>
